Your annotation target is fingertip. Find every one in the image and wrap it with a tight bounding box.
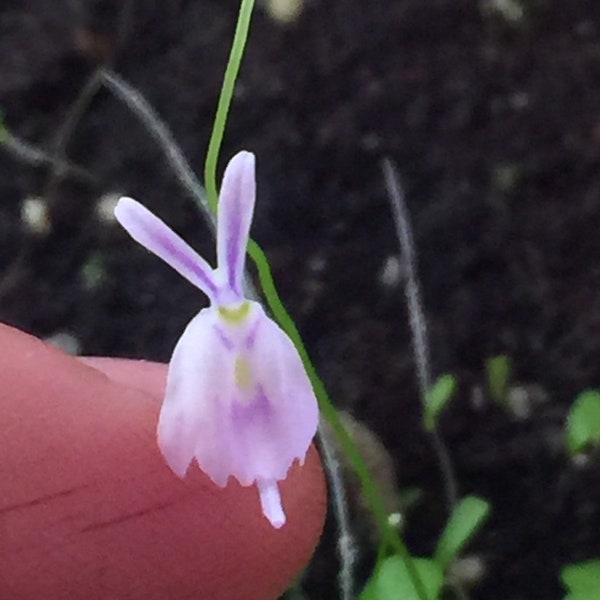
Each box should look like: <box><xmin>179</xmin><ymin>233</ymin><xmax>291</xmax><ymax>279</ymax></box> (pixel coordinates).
<box><xmin>0</xmin><ymin>325</ymin><xmax>326</xmax><ymax>600</ymax></box>
<box><xmin>78</xmin><ymin>356</ymin><xmax>167</xmax><ymax>398</ymax></box>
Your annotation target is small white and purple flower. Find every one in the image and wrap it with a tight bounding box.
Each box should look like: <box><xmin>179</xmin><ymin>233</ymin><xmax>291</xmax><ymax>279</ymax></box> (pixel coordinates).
<box><xmin>114</xmin><ymin>151</ymin><xmax>319</xmax><ymax>528</ymax></box>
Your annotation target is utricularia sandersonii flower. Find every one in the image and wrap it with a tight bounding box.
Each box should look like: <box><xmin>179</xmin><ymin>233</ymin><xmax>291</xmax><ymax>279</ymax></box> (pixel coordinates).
<box><xmin>115</xmin><ymin>151</ymin><xmax>319</xmax><ymax>528</ymax></box>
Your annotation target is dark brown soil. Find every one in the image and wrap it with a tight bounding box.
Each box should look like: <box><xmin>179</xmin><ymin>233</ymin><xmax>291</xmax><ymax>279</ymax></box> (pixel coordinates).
<box><xmin>0</xmin><ymin>1</ymin><xmax>598</xmax><ymax>598</ymax></box>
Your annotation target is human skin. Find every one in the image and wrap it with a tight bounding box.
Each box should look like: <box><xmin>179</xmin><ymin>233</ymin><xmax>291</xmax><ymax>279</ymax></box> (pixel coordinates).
<box><xmin>0</xmin><ymin>323</ymin><xmax>326</xmax><ymax>600</ymax></box>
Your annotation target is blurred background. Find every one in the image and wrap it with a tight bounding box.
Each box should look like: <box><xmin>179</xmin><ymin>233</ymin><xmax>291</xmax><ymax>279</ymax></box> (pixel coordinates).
<box><xmin>0</xmin><ymin>1</ymin><xmax>598</xmax><ymax>598</ymax></box>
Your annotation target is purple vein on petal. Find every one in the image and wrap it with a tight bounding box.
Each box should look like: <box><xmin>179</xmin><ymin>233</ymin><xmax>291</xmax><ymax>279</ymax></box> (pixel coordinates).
<box><xmin>226</xmin><ymin>207</ymin><xmax>242</xmax><ymax>294</ymax></box>
<box><xmin>115</xmin><ymin>197</ymin><xmax>218</xmax><ymax>298</ymax></box>
<box><xmin>212</xmin><ymin>323</ymin><xmax>234</xmax><ymax>351</ymax></box>
<box><xmin>244</xmin><ymin>317</ymin><xmax>261</xmax><ymax>350</ymax></box>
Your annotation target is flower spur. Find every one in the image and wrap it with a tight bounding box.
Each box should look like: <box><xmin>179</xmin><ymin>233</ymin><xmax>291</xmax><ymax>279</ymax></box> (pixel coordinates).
<box><xmin>114</xmin><ymin>151</ymin><xmax>319</xmax><ymax>528</ymax></box>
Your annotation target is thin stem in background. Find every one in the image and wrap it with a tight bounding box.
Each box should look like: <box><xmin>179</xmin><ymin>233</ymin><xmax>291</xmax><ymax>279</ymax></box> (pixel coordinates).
<box><xmin>381</xmin><ymin>157</ymin><xmax>459</xmax><ymax>510</ymax></box>
<box><xmin>46</xmin><ymin>0</ymin><xmax>135</xmax><ymax>175</ymax></box>
<box><xmin>99</xmin><ymin>69</ymin><xmax>216</xmax><ymax>232</ymax></box>
<box><xmin>50</xmin><ymin>69</ymin><xmax>103</xmax><ymax>161</ymax></box>
<box><xmin>0</xmin><ymin>129</ymin><xmax>95</xmax><ymax>183</ymax></box>
<box><xmin>317</xmin><ymin>423</ymin><xmax>357</xmax><ymax>600</ymax></box>
<box><xmin>382</xmin><ymin>158</ymin><xmax>468</xmax><ymax>600</ymax></box>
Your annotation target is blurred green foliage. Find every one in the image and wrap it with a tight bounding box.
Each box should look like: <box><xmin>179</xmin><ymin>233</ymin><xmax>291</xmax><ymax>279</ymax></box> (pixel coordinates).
<box><xmin>565</xmin><ymin>390</ymin><xmax>600</xmax><ymax>455</ymax></box>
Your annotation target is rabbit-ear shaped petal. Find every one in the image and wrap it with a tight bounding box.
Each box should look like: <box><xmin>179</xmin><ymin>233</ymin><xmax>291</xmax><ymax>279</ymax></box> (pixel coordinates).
<box><xmin>115</xmin><ymin>197</ymin><xmax>218</xmax><ymax>301</ymax></box>
<box><xmin>217</xmin><ymin>151</ymin><xmax>256</xmax><ymax>297</ymax></box>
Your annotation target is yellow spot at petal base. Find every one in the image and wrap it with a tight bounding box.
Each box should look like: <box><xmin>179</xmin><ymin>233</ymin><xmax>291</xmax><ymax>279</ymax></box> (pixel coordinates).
<box><xmin>218</xmin><ymin>302</ymin><xmax>251</xmax><ymax>325</ymax></box>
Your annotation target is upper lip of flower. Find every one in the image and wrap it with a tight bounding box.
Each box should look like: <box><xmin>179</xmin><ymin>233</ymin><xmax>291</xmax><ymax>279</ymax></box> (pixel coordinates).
<box><xmin>114</xmin><ymin>150</ymin><xmax>257</xmax><ymax>307</ymax></box>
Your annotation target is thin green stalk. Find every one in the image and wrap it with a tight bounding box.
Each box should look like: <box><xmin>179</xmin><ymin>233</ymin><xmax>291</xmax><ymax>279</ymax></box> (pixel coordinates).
<box><xmin>204</xmin><ymin>0</ymin><xmax>255</xmax><ymax>211</ymax></box>
<box><xmin>248</xmin><ymin>241</ymin><xmax>430</xmax><ymax>600</ymax></box>
<box><xmin>203</xmin><ymin>2</ymin><xmax>430</xmax><ymax>598</ymax></box>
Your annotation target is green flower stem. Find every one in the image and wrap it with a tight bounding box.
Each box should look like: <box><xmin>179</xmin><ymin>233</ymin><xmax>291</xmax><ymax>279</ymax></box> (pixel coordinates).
<box><xmin>203</xmin><ymin>1</ymin><xmax>429</xmax><ymax>599</ymax></box>
<box><xmin>249</xmin><ymin>240</ymin><xmax>430</xmax><ymax>600</ymax></box>
<box><xmin>204</xmin><ymin>0</ymin><xmax>255</xmax><ymax>212</ymax></box>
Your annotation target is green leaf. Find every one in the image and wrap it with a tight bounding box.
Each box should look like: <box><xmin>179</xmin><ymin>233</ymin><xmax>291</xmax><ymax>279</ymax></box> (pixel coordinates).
<box><xmin>566</xmin><ymin>390</ymin><xmax>600</xmax><ymax>455</ymax></box>
<box><xmin>486</xmin><ymin>355</ymin><xmax>511</xmax><ymax>404</ymax></box>
<box><xmin>361</xmin><ymin>556</ymin><xmax>444</xmax><ymax>600</ymax></box>
<box><xmin>435</xmin><ymin>496</ymin><xmax>490</xmax><ymax>569</ymax></box>
<box><xmin>561</xmin><ymin>560</ymin><xmax>600</xmax><ymax>600</ymax></box>
<box><xmin>424</xmin><ymin>374</ymin><xmax>457</xmax><ymax>432</ymax></box>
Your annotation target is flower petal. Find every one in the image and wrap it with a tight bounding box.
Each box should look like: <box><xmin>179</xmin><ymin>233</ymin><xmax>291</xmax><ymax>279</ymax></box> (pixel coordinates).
<box><xmin>257</xmin><ymin>479</ymin><xmax>286</xmax><ymax>529</ymax></box>
<box><xmin>216</xmin><ymin>305</ymin><xmax>319</xmax><ymax>487</ymax></box>
<box><xmin>115</xmin><ymin>197</ymin><xmax>218</xmax><ymax>301</ymax></box>
<box><xmin>216</xmin><ymin>151</ymin><xmax>256</xmax><ymax>297</ymax></box>
<box><xmin>157</xmin><ymin>308</ymin><xmax>228</xmax><ymax>479</ymax></box>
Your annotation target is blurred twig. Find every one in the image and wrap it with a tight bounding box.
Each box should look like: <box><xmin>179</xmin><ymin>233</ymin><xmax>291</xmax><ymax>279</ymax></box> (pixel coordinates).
<box><xmin>99</xmin><ymin>68</ymin><xmax>215</xmax><ymax>231</ymax></box>
<box><xmin>381</xmin><ymin>157</ymin><xmax>459</xmax><ymax>509</ymax></box>
<box><xmin>317</xmin><ymin>423</ymin><xmax>357</xmax><ymax>600</ymax></box>
<box><xmin>41</xmin><ymin>0</ymin><xmax>135</xmax><ymax>197</ymax></box>
<box><xmin>51</xmin><ymin>70</ymin><xmax>103</xmax><ymax>161</ymax></box>
<box><xmin>0</xmin><ymin>130</ymin><xmax>95</xmax><ymax>183</ymax></box>
<box><xmin>382</xmin><ymin>158</ymin><xmax>468</xmax><ymax>600</ymax></box>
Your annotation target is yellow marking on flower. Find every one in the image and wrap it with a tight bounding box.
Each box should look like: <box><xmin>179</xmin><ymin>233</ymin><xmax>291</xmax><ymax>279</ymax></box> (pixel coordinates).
<box><xmin>235</xmin><ymin>356</ymin><xmax>253</xmax><ymax>392</ymax></box>
<box><xmin>218</xmin><ymin>302</ymin><xmax>251</xmax><ymax>325</ymax></box>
